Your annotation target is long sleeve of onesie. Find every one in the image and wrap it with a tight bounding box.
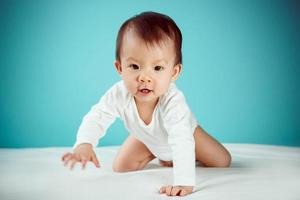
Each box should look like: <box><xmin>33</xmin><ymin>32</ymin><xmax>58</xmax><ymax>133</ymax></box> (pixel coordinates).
<box><xmin>73</xmin><ymin>85</ymin><xmax>121</xmax><ymax>149</ymax></box>
<box><xmin>162</xmin><ymin>90</ymin><xmax>196</xmax><ymax>186</ymax></box>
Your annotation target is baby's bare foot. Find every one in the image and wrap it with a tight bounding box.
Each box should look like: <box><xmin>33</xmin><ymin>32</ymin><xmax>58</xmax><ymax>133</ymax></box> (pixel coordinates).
<box><xmin>159</xmin><ymin>160</ymin><xmax>173</xmax><ymax>167</ymax></box>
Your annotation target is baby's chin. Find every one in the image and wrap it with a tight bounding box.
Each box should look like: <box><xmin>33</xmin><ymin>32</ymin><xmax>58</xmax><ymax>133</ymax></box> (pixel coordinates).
<box><xmin>133</xmin><ymin>92</ymin><xmax>160</xmax><ymax>103</ymax></box>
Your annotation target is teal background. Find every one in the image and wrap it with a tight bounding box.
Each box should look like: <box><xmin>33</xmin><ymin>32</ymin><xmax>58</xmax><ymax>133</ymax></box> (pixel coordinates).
<box><xmin>0</xmin><ymin>0</ymin><xmax>299</xmax><ymax>148</ymax></box>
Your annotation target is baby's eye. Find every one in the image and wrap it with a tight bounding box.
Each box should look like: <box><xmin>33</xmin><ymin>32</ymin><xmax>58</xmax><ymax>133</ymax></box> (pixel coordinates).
<box><xmin>154</xmin><ymin>65</ymin><xmax>164</xmax><ymax>71</ymax></box>
<box><xmin>129</xmin><ymin>64</ymin><xmax>140</xmax><ymax>70</ymax></box>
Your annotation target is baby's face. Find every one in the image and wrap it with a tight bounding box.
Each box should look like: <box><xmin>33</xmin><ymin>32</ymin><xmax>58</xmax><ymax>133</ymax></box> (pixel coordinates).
<box><xmin>115</xmin><ymin>30</ymin><xmax>181</xmax><ymax>105</ymax></box>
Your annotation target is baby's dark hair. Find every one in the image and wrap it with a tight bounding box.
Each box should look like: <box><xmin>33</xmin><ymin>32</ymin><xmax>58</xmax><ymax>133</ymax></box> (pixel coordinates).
<box><xmin>115</xmin><ymin>11</ymin><xmax>182</xmax><ymax>65</ymax></box>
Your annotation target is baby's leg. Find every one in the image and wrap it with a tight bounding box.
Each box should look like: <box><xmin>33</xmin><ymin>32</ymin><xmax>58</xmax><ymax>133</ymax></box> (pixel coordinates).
<box><xmin>194</xmin><ymin>125</ymin><xmax>231</xmax><ymax>167</ymax></box>
<box><xmin>159</xmin><ymin>160</ymin><xmax>173</xmax><ymax>167</ymax></box>
<box><xmin>113</xmin><ymin>135</ymin><xmax>156</xmax><ymax>172</ymax></box>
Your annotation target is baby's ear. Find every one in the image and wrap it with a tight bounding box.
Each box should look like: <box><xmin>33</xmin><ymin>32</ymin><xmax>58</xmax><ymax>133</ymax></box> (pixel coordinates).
<box><xmin>171</xmin><ymin>64</ymin><xmax>182</xmax><ymax>81</ymax></box>
<box><xmin>114</xmin><ymin>60</ymin><xmax>122</xmax><ymax>75</ymax></box>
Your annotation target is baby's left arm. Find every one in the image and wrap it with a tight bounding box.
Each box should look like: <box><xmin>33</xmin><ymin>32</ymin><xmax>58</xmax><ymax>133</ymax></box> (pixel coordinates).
<box><xmin>159</xmin><ymin>128</ymin><xmax>195</xmax><ymax>197</ymax></box>
<box><xmin>160</xmin><ymin>92</ymin><xmax>197</xmax><ymax>196</ymax></box>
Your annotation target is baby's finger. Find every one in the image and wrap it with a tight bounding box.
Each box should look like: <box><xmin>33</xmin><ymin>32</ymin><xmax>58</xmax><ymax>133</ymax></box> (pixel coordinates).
<box><xmin>61</xmin><ymin>152</ymin><xmax>70</xmax><ymax>161</ymax></box>
<box><xmin>81</xmin><ymin>159</ymin><xmax>87</xmax><ymax>170</ymax></box>
<box><xmin>171</xmin><ymin>187</ymin><xmax>181</xmax><ymax>196</ymax></box>
<box><xmin>62</xmin><ymin>153</ymin><xmax>72</xmax><ymax>162</ymax></box>
<box><xmin>159</xmin><ymin>186</ymin><xmax>166</xmax><ymax>194</ymax></box>
<box><xmin>165</xmin><ymin>186</ymin><xmax>173</xmax><ymax>196</ymax></box>
<box><xmin>63</xmin><ymin>154</ymin><xmax>73</xmax><ymax>166</ymax></box>
<box><xmin>179</xmin><ymin>189</ymin><xmax>187</xmax><ymax>196</ymax></box>
<box><xmin>92</xmin><ymin>155</ymin><xmax>100</xmax><ymax>168</ymax></box>
<box><xmin>70</xmin><ymin>159</ymin><xmax>77</xmax><ymax>170</ymax></box>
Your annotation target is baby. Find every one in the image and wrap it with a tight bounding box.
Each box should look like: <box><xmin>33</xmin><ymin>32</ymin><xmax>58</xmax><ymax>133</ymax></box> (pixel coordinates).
<box><xmin>62</xmin><ymin>11</ymin><xmax>231</xmax><ymax>197</ymax></box>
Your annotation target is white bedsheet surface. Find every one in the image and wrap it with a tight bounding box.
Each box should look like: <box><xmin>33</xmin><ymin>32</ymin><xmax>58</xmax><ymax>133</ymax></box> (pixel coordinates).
<box><xmin>0</xmin><ymin>144</ymin><xmax>299</xmax><ymax>200</ymax></box>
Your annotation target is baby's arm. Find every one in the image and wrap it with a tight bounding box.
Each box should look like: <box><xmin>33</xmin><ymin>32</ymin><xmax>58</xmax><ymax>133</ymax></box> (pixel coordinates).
<box><xmin>62</xmin><ymin>143</ymin><xmax>100</xmax><ymax>170</ymax></box>
<box><xmin>160</xmin><ymin>90</ymin><xmax>197</xmax><ymax>196</ymax></box>
<box><xmin>62</xmin><ymin>83</ymin><xmax>123</xmax><ymax>169</ymax></box>
<box><xmin>159</xmin><ymin>131</ymin><xmax>196</xmax><ymax>197</ymax></box>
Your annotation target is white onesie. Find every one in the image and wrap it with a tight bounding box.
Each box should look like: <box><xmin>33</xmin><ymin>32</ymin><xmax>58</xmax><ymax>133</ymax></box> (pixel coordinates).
<box><xmin>74</xmin><ymin>81</ymin><xmax>198</xmax><ymax>186</ymax></box>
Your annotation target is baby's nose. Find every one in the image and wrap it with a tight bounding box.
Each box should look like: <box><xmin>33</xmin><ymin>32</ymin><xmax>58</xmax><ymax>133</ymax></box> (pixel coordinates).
<box><xmin>138</xmin><ymin>73</ymin><xmax>152</xmax><ymax>83</ymax></box>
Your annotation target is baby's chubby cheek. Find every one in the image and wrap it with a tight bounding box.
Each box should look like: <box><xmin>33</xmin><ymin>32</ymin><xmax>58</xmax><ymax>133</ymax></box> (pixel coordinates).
<box><xmin>155</xmin><ymin>81</ymin><xmax>172</xmax><ymax>94</ymax></box>
<box><xmin>121</xmin><ymin>78</ymin><xmax>137</xmax><ymax>93</ymax></box>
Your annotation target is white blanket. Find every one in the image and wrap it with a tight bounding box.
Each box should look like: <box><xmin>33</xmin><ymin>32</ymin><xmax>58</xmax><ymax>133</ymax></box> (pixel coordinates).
<box><xmin>0</xmin><ymin>144</ymin><xmax>299</xmax><ymax>200</ymax></box>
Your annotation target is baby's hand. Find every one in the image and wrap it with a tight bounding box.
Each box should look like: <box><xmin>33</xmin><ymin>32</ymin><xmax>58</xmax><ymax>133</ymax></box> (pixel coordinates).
<box><xmin>159</xmin><ymin>185</ymin><xmax>193</xmax><ymax>197</ymax></box>
<box><xmin>61</xmin><ymin>143</ymin><xmax>100</xmax><ymax>170</ymax></box>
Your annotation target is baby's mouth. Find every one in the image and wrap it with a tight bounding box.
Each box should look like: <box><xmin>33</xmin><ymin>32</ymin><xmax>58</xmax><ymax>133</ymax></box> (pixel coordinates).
<box><xmin>139</xmin><ymin>89</ymin><xmax>152</xmax><ymax>94</ymax></box>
